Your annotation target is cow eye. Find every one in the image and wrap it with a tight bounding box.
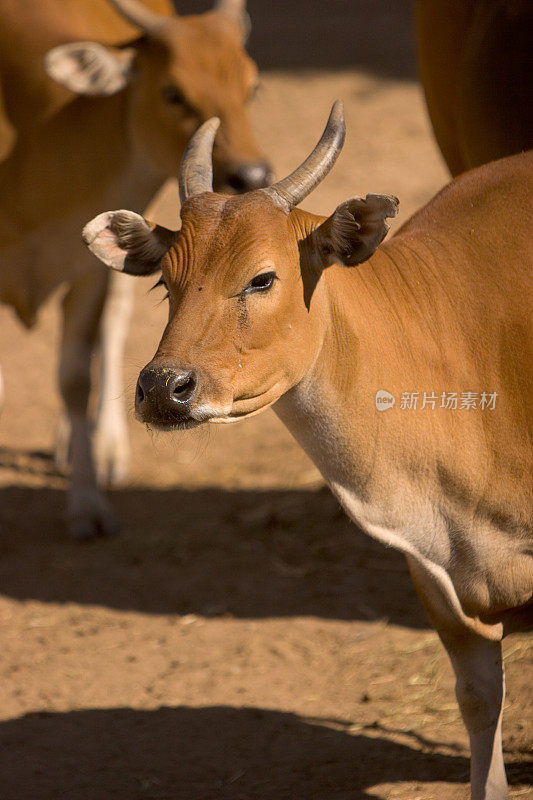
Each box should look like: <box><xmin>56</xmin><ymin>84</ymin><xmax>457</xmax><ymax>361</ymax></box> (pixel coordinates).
<box><xmin>244</xmin><ymin>271</ymin><xmax>276</xmax><ymax>294</ymax></box>
<box><xmin>162</xmin><ymin>85</ymin><xmax>187</xmax><ymax>105</ymax></box>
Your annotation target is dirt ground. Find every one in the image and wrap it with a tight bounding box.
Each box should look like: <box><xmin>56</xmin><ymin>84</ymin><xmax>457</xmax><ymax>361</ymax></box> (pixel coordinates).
<box><xmin>0</xmin><ymin>2</ymin><xmax>531</xmax><ymax>799</ymax></box>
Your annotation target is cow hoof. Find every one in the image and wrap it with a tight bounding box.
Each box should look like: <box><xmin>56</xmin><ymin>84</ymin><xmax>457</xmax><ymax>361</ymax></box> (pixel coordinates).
<box><xmin>67</xmin><ymin>489</ymin><xmax>120</xmax><ymax>540</ymax></box>
<box><xmin>94</xmin><ymin>413</ymin><xmax>130</xmax><ymax>487</ymax></box>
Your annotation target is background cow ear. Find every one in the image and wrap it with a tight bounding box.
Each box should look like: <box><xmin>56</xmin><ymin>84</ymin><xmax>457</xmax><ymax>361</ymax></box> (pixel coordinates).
<box><xmin>82</xmin><ymin>210</ymin><xmax>176</xmax><ymax>275</ymax></box>
<box><xmin>44</xmin><ymin>42</ymin><xmax>135</xmax><ymax>96</ymax></box>
<box><xmin>316</xmin><ymin>194</ymin><xmax>399</xmax><ymax>267</ymax></box>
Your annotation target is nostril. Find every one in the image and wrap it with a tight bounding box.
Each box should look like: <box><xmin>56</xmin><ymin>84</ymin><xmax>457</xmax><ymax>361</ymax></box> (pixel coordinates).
<box><xmin>227</xmin><ymin>173</ymin><xmax>248</xmax><ymax>192</ymax></box>
<box><xmin>136</xmin><ymin>365</ymin><xmax>198</xmax><ymax>415</ymax></box>
<box><xmin>172</xmin><ymin>371</ymin><xmax>197</xmax><ymax>402</ymax></box>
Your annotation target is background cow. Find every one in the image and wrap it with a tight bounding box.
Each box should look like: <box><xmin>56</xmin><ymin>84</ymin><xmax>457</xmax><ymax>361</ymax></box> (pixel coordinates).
<box><xmin>84</xmin><ymin>105</ymin><xmax>532</xmax><ymax>799</ymax></box>
<box><xmin>0</xmin><ymin>0</ymin><xmax>271</xmax><ymax>538</ymax></box>
<box><xmin>416</xmin><ymin>0</ymin><xmax>533</xmax><ymax>175</ymax></box>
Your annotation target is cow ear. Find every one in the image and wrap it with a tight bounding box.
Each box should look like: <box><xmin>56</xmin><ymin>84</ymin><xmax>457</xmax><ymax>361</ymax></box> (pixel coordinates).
<box><xmin>315</xmin><ymin>194</ymin><xmax>399</xmax><ymax>267</ymax></box>
<box><xmin>44</xmin><ymin>42</ymin><xmax>135</xmax><ymax>96</ymax></box>
<box><xmin>82</xmin><ymin>210</ymin><xmax>176</xmax><ymax>275</ymax></box>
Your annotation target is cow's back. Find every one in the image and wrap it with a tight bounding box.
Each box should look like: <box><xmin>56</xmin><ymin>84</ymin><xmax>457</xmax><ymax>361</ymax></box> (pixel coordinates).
<box><xmin>395</xmin><ymin>149</ymin><xmax>533</xmax><ymax>311</ymax></box>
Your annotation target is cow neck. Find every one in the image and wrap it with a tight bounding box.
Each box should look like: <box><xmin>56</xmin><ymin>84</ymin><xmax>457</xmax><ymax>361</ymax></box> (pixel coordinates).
<box><xmin>274</xmin><ymin>230</ymin><xmax>453</xmax><ymax>494</ymax></box>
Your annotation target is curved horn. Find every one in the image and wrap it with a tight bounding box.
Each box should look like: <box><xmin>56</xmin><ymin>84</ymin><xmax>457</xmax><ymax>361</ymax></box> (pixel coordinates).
<box><xmin>264</xmin><ymin>100</ymin><xmax>345</xmax><ymax>212</ymax></box>
<box><xmin>106</xmin><ymin>0</ymin><xmax>169</xmax><ymax>36</ymax></box>
<box><xmin>179</xmin><ymin>117</ymin><xmax>221</xmax><ymax>204</ymax></box>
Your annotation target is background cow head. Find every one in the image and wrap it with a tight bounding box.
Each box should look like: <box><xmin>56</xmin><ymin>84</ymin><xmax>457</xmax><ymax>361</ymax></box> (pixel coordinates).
<box><xmin>44</xmin><ymin>0</ymin><xmax>272</xmax><ymax>193</ymax></box>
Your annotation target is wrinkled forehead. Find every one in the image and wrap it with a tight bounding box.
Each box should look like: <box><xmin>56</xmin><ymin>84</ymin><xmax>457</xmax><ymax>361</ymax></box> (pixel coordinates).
<box><xmin>163</xmin><ymin>192</ymin><xmax>291</xmax><ymax>285</ymax></box>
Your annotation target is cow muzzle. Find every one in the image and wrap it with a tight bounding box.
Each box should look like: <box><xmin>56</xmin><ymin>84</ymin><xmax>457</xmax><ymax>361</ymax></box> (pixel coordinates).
<box><xmin>218</xmin><ymin>161</ymin><xmax>273</xmax><ymax>193</ymax></box>
<box><xmin>135</xmin><ymin>363</ymin><xmax>199</xmax><ymax>429</ymax></box>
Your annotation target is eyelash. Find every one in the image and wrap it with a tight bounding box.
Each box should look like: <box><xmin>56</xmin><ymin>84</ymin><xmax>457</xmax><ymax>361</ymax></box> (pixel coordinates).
<box><xmin>151</xmin><ymin>276</ymin><xmax>169</xmax><ymax>301</ymax></box>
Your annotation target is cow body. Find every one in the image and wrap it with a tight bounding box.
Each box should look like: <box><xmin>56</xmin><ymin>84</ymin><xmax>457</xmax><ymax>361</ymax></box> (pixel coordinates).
<box><xmin>276</xmin><ymin>155</ymin><xmax>532</xmax><ymax>638</ymax></box>
<box><xmin>0</xmin><ymin>0</ymin><xmax>270</xmax><ymax>537</ymax></box>
<box><xmin>83</xmin><ymin>104</ymin><xmax>532</xmax><ymax>796</ymax></box>
<box><xmin>416</xmin><ymin>0</ymin><xmax>533</xmax><ymax>175</ymax></box>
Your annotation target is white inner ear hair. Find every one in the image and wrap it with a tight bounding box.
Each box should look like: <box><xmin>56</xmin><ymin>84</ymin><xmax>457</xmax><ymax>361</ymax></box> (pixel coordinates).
<box><xmin>110</xmin><ymin>212</ymin><xmax>165</xmax><ymax>264</ymax></box>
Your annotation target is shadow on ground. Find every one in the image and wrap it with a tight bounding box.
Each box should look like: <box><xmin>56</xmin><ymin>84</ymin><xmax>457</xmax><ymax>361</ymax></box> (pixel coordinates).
<box><xmin>0</xmin><ymin>705</ymin><xmax>470</xmax><ymax>800</ymax></box>
<box><xmin>175</xmin><ymin>0</ymin><xmax>418</xmax><ymax>78</ymax></box>
<box><xmin>0</xmin><ymin>457</ymin><xmax>427</xmax><ymax>626</ymax></box>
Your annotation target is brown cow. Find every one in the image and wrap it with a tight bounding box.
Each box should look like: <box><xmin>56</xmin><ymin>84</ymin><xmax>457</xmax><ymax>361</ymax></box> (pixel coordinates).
<box><xmin>416</xmin><ymin>0</ymin><xmax>533</xmax><ymax>175</ymax></box>
<box><xmin>84</xmin><ymin>104</ymin><xmax>532</xmax><ymax>798</ymax></box>
<box><xmin>0</xmin><ymin>0</ymin><xmax>271</xmax><ymax>538</ymax></box>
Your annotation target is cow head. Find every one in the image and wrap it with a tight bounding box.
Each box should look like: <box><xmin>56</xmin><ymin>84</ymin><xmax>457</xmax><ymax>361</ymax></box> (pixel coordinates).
<box><xmin>83</xmin><ymin>101</ymin><xmax>398</xmax><ymax>430</ymax></box>
<box><xmin>44</xmin><ymin>0</ymin><xmax>271</xmax><ymax>193</ymax></box>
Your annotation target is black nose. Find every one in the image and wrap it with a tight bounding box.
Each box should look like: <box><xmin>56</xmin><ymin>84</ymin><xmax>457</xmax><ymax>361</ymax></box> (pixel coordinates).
<box><xmin>136</xmin><ymin>364</ymin><xmax>198</xmax><ymax>424</ymax></box>
<box><xmin>225</xmin><ymin>161</ymin><xmax>273</xmax><ymax>193</ymax></box>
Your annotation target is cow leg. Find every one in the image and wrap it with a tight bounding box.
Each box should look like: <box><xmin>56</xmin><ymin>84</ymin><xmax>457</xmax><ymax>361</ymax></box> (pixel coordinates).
<box><xmin>442</xmin><ymin>631</ymin><xmax>507</xmax><ymax>799</ymax></box>
<box><xmin>59</xmin><ymin>266</ymin><xmax>118</xmax><ymax>539</ymax></box>
<box><xmin>92</xmin><ymin>184</ymin><xmax>168</xmax><ymax>485</ymax></box>
<box><xmin>93</xmin><ymin>269</ymin><xmax>135</xmax><ymax>486</ymax></box>
<box><xmin>408</xmin><ymin>557</ymin><xmax>508</xmax><ymax>800</ymax></box>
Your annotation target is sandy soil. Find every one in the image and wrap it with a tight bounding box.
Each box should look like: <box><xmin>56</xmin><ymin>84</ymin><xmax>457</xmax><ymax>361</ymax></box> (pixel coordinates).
<box><xmin>0</xmin><ymin>2</ymin><xmax>531</xmax><ymax>798</ymax></box>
